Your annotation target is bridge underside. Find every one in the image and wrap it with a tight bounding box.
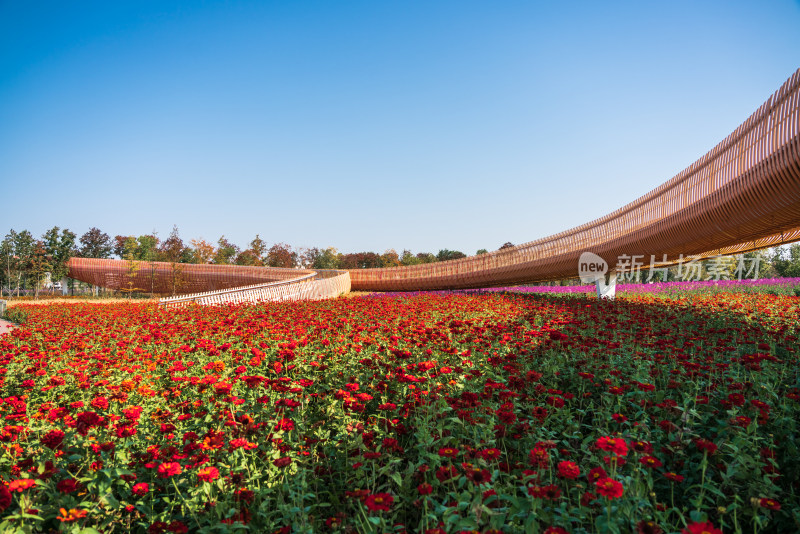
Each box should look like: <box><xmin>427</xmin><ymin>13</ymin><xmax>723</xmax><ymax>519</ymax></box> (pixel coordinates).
<box><xmin>67</xmin><ymin>69</ymin><xmax>800</xmax><ymax>297</ymax></box>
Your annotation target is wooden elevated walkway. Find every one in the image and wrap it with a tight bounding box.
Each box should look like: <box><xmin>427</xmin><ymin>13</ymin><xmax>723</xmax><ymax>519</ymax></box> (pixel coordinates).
<box><xmin>67</xmin><ymin>68</ymin><xmax>800</xmax><ymax>299</ymax></box>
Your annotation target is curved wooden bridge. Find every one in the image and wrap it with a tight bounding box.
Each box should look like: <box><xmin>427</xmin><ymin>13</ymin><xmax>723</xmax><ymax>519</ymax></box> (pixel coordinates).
<box><xmin>67</xmin><ymin>68</ymin><xmax>800</xmax><ymax>303</ymax></box>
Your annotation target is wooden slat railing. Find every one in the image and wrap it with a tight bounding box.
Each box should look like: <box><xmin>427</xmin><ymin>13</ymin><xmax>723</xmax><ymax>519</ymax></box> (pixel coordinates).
<box><xmin>349</xmin><ymin>68</ymin><xmax>800</xmax><ymax>290</ymax></box>
<box><xmin>158</xmin><ymin>270</ymin><xmax>351</xmax><ymax>307</ymax></box>
<box><xmin>67</xmin><ymin>69</ymin><xmax>800</xmax><ymax>294</ymax></box>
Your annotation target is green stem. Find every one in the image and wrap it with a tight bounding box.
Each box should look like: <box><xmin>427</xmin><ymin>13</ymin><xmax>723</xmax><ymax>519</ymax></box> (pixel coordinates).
<box><xmin>695</xmin><ymin>451</ymin><xmax>709</xmax><ymax>513</ymax></box>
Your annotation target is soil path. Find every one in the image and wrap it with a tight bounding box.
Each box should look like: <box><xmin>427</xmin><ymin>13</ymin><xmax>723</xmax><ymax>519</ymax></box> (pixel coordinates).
<box><xmin>0</xmin><ymin>319</ymin><xmax>15</xmax><ymax>336</ymax></box>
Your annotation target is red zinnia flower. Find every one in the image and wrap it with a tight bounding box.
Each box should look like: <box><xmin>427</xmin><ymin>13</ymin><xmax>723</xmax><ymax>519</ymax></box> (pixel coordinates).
<box><xmin>529</xmin><ymin>446</ymin><xmax>549</xmax><ymax>468</ymax></box>
<box><xmin>0</xmin><ymin>485</ymin><xmax>11</xmax><ymax>511</ymax></box>
<box><xmin>463</xmin><ymin>464</ymin><xmax>492</xmax><ymax>485</ymax></box>
<box><xmin>56</xmin><ymin>479</ymin><xmax>79</xmax><ymax>494</ymax></box>
<box><xmin>664</xmin><ymin>472</ymin><xmax>684</xmax><ymax>483</ymax></box>
<box><xmin>639</xmin><ymin>455</ymin><xmax>662</xmax><ymax>468</ymax></box>
<box><xmin>8</xmin><ymin>479</ymin><xmax>36</xmax><ymax>492</ymax></box>
<box><xmin>543</xmin><ymin>528</ymin><xmax>568</xmax><ymax>534</ymax></box>
<box><xmin>682</xmin><ymin>521</ymin><xmax>723</xmax><ymax>534</ymax></box>
<box><xmin>596</xmin><ymin>436</ymin><xmax>628</xmax><ymax>456</ymax></box>
<box><xmin>157</xmin><ymin>462</ymin><xmax>182</xmax><ymax>478</ymax></box>
<box><xmin>364</xmin><ymin>492</ymin><xmax>393</xmax><ymax>512</ymax></box>
<box><xmin>542</xmin><ymin>484</ymin><xmax>561</xmax><ymax>500</ymax></box>
<box><xmin>438</xmin><ymin>447</ymin><xmax>458</xmax><ymax>458</ymax></box>
<box><xmin>587</xmin><ymin>466</ymin><xmax>607</xmax><ymax>482</ymax></box>
<box><xmin>557</xmin><ymin>460</ymin><xmax>580</xmax><ymax>479</ymax></box>
<box><xmin>57</xmin><ymin>508</ymin><xmax>88</xmax><ymax>523</ymax></box>
<box><xmin>759</xmin><ymin>498</ymin><xmax>780</xmax><ymax>510</ymax></box>
<box><xmin>594</xmin><ymin>477</ymin><xmax>623</xmax><ymax>499</ymax></box>
<box><xmin>197</xmin><ymin>466</ymin><xmax>219</xmax><ymax>482</ymax></box>
<box><xmin>478</xmin><ymin>448</ymin><xmax>501</xmax><ymax>461</ymax></box>
<box><xmin>418</xmin><ymin>482</ymin><xmax>433</xmax><ymax>495</ymax></box>
<box><xmin>274</xmin><ymin>418</ymin><xmax>295</xmax><ymax>432</ymax></box>
<box><xmin>273</xmin><ymin>456</ymin><xmax>292</xmax><ymax>468</ymax></box>
<box><xmin>41</xmin><ymin>429</ymin><xmax>66</xmax><ymax>449</ymax></box>
<box><xmin>636</xmin><ymin>520</ymin><xmax>664</xmax><ymax>534</ymax></box>
<box><xmin>436</xmin><ymin>466</ymin><xmax>458</xmax><ymax>483</ymax></box>
<box><xmin>695</xmin><ymin>439</ymin><xmax>718</xmax><ymax>455</ymax></box>
<box><xmin>132</xmin><ymin>483</ymin><xmax>149</xmax><ymax>496</ymax></box>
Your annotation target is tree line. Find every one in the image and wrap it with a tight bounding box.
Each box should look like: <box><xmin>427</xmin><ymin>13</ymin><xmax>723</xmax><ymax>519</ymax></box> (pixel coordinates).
<box><xmin>3</xmin><ymin>224</ymin><xmax>800</xmax><ymax>296</ymax></box>
<box><xmin>0</xmin><ymin>225</ymin><xmax>504</xmax><ymax>295</ymax></box>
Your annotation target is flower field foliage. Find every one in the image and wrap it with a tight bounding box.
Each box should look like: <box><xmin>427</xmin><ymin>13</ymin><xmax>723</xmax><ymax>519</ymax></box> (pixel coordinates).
<box><xmin>365</xmin><ymin>278</ymin><xmax>800</xmax><ymax>301</ymax></box>
<box><xmin>0</xmin><ymin>290</ymin><xmax>798</xmax><ymax>533</ymax></box>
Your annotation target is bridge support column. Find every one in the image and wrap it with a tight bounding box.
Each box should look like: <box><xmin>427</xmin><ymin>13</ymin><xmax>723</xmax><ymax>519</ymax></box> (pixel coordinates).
<box><xmin>595</xmin><ymin>272</ymin><xmax>617</xmax><ymax>300</ymax></box>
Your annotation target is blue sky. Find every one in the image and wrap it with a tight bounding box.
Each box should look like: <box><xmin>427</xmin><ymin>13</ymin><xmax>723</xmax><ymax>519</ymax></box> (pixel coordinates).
<box><xmin>2</xmin><ymin>1</ymin><xmax>799</xmax><ymax>255</ymax></box>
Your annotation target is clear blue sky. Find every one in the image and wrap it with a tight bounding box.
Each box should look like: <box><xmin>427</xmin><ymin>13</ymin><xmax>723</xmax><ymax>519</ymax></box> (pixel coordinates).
<box><xmin>2</xmin><ymin>1</ymin><xmax>799</xmax><ymax>255</ymax></box>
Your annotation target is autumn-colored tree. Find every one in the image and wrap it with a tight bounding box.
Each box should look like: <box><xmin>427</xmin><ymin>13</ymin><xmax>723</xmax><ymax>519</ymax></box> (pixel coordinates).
<box><xmin>235</xmin><ymin>235</ymin><xmax>267</xmax><ymax>266</ymax></box>
<box><xmin>266</xmin><ymin>243</ymin><xmax>297</xmax><ymax>268</ymax></box>
<box><xmin>340</xmin><ymin>252</ymin><xmax>382</xmax><ymax>269</ymax></box>
<box><xmin>499</xmin><ymin>242</ymin><xmax>515</xmax><ymax>250</ymax></box>
<box><xmin>120</xmin><ymin>251</ymin><xmax>142</xmax><ymax>299</ymax></box>
<box><xmin>157</xmin><ymin>226</ymin><xmax>190</xmax><ymax>296</ymax></box>
<box><xmin>190</xmin><ymin>238</ymin><xmax>216</xmax><ymax>264</ymax></box>
<box><xmin>113</xmin><ymin>235</ymin><xmax>128</xmax><ymax>259</ymax></box>
<box><xmin>416</xmin><ymin>252</ymin><xmax>436</xmax><ymax>264</ymax></box>
<box><xmin>380</xmin><ymin>249</ymin><xmax>401</xmax><ymax>268</ymax></box>
<box><xmin>79</xmin><ymin>228</ymin><xmax>112</xmax><ymax>258</ymax></box>
<box><xmin>249</xmin><ymin>235</ymin><xmax>267</xmax><ymax>263</ymax></box>
<box><xmin>158</xmin><ymin>226</ymin><xmax>191</xmax><ymax>263</ymax></box>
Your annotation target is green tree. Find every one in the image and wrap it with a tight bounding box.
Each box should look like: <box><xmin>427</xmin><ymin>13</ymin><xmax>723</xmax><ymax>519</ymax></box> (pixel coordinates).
<box><xmin>137</xmin><ymin>234</ymin><xmax>160</xmax><ymax>261</ymax></box>
<box><xmin>1</xmin><ymin>233</ymin><xmax>17</xmax><ymax>296</ymax></box>
<box><xmin>9</xmin><ymin>230</ymin><xmax>35</xmax><ymax>295</ymax></box>
<box><xmin>437</xmin><ymin>249</ymin><xmax>466</xmax><ymax>262</ymax></box>
<box><xmin>476</xmin><ymin>249</ymin><xmax>489</xmax><ymax>255</ymax></box>
<box><xmin>313</xmin><ymin>247</ymin><xmax>341</xmax><ymax>269</ymax></box>
<box><xmin>213</xmin><ymin>236</ymin><xmax>240</xmax><ymax>265</ymax></box>
<box><xmin>771</xmin><ymin>243</ymin><xmax>800</xmax><ymax>278</ymax></box>
<box><xmin>236</xmin><ymin>235</ymin><xmax>267</xmax><ymax>266</ymax></box>
<box><xmin>235</xmin><ymin>249</ymin><xmax>262</xmax><ymax>266</ymax></box>
<box><xmin>42</xmin><ymin>227</ymin><xmax>77</xmax><ymax>283</ymax></box>
<box><xmin>28</xmin><ymin>240</ymin><xmax>52</xmax><ymax>299</ymax></box>
<box><xmin>400</xmin><ymin>249</ymin><xmax>421</xmax><ymax>266</ymax></box>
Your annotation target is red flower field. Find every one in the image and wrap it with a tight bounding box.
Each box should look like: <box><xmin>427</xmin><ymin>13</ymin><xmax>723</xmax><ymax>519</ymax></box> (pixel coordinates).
<box><xmin>0</xmin><ymin>290</ymin><xmax>798</xmax><ymax>532</ymax></box>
